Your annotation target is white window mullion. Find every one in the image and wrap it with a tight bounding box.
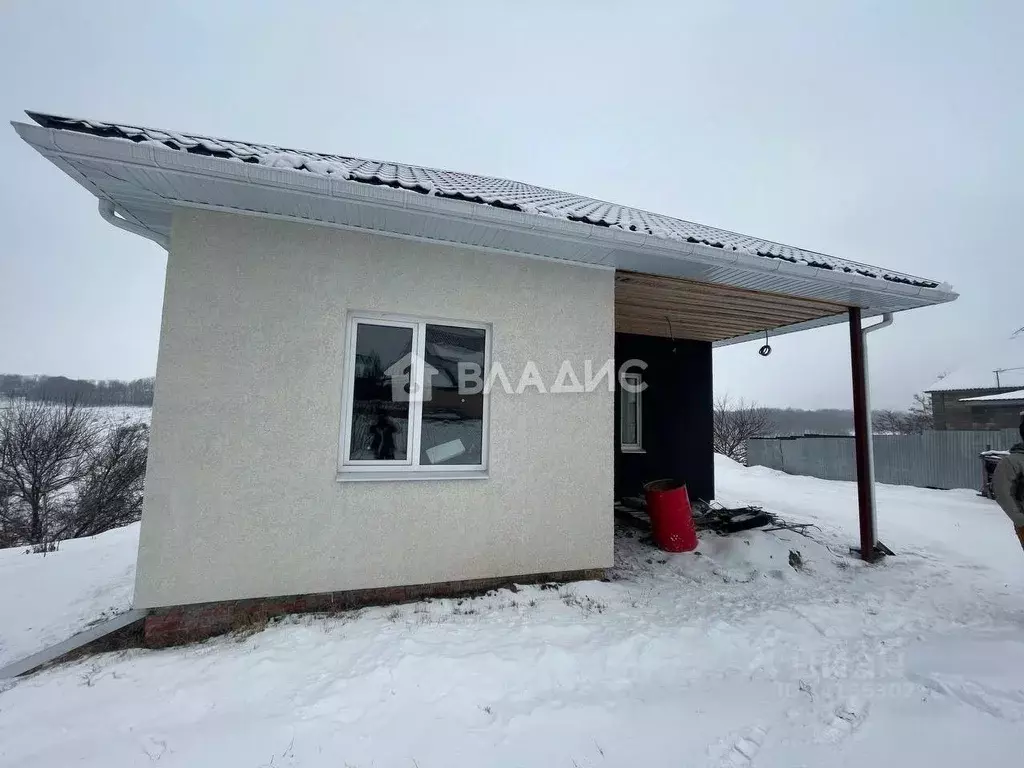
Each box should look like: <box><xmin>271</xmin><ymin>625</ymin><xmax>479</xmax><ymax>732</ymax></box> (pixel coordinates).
<box><xmin>340</xmin><ymin>315</ymin><xmax>358</xmax><ymax>465</ymax></box>
<box><xmin>408</xmin><ymin>322</ymin><xmax>426</xmax><ymax>468</ymax></box>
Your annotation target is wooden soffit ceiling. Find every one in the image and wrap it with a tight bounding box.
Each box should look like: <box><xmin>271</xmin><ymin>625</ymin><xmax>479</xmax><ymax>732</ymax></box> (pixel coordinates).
<box><xmin>615</xmin><ymin>271</ymin><xmax>847</xmax><ymax>343</ymax></box>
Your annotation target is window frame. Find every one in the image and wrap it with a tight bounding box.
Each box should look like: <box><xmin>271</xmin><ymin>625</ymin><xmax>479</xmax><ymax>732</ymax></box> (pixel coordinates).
<box><xmin>338</xmin><ymin>311</ymin><xmax>491</xmax><ymax>480</ymax></box>
<box><xmin>620</xmin><ymin>371</ymin><xmax>644</xmax><ymax>453</ymax></box>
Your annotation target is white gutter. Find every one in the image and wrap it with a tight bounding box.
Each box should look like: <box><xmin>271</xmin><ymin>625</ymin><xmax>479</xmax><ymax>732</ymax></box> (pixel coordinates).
<box><xmin>860</xmin><ymin>312</ymin><xmax>894</xmax><ymax>544</ymax></box>
<box><xmin>97</xmin><ymin>200</ymin><xmax>169</xmax><ymax>250</ymax></box>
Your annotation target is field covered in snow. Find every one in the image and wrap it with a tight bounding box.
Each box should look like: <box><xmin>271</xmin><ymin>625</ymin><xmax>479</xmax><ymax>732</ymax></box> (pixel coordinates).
<box><xmin>1</xmin><ymin>457</ymin><xmax>1023</xmax><ymax>766</ymax></box>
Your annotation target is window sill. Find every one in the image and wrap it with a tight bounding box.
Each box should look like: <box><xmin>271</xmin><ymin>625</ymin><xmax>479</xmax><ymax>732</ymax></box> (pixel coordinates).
<box><xmin>620</xmin><ymin>446</ymin><xmax>647</xmax><ymax>454</ymax></box>
<box><xmin>337</xmin><ymin>469</ymin><xmax>490</xmax><ymax>483</ymax></box>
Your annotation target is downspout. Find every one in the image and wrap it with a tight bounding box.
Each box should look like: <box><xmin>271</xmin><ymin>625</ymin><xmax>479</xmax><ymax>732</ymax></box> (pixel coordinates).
<box><xmin>862</xmin><ymin>312</ymin><xmax>893</xmax><ymax>508</ymax></box>
<box><xmin>97</xmin><ymin>200</ymin><xmax>169</xmax><ymax>250</ymax></box>
<box><xmin>853</xmin><ymin>311</ymin><xmax>893</xmax><ymax>560</ymax></box>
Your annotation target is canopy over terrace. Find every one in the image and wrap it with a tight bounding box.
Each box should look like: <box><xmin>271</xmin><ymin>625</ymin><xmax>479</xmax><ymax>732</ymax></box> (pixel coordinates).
<box><xmin>614</xmin><ymin>271</ymin><xmax>847</xmax><ymax>343</ymax></box>
<box><xmin>12</xmin><ymin>111</ymin><xmax>958</xmax><ymax>559</ymax></box>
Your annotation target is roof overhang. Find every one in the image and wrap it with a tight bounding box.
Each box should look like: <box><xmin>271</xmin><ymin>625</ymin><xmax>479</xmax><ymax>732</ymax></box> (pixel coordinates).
<box><xmin>960</xmin><ymin>389</ymin><xmax>1024</xmax><ymax>405</ymax></box>
<box><xmin>13</xmin><ymin>120</ymin><xmax>957</xmax><ymax>345</ymax></box>
<box><xmin>614</xmin><ymin>271</ymin><xmax>848</xmax><ymax>343</ymax></box>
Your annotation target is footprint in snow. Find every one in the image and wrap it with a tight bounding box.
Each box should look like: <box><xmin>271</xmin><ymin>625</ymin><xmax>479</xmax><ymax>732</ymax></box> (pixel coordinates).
<box><xmin>719</xmin><ymin>725</ymin><xmax>769</xmax><ymax>767</ymax></box>
<box><xmin>820</xmin><ymin>698</ymin><xmax>869</xmax><ymax>743</ymax></box>
<box><xmin>908</xmin><ymin>672</ymin><xmax>1024</xmax><ymax>721</ymax></box>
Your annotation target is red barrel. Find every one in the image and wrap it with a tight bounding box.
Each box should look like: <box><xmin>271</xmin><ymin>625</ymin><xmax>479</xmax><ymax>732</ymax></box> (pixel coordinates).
<box><xmin>643</xmin><ymin>479</ymin><xmax>698</xmax><ymax>553</ymax></box>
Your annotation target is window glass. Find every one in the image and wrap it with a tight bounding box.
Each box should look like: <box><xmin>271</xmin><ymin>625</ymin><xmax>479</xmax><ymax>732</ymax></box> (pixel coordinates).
<box><xmin>419</xmin><ymin>324</ymin><xmax>486</xmax><ymax>466</ymax></box>
<box><xmin>348</xmin><ymin>323</ymin><xmax>413</xmax><ymax>461</ymax></box>
<box><xmin>622</xmin><ymin>388</ymin><xmax>638</xmax><ymax>445</ymax></box>
<box><xmin>621</xmin><ymin>373</ymin><xmax>641</xmax><ymax>449</ymax></box>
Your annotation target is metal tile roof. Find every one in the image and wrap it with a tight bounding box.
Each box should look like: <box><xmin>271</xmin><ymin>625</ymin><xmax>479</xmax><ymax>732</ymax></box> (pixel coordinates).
<box><xmin>25</xmin><ymin>112</ymin><xmax>940</xmax><ymax>289</ymax></box>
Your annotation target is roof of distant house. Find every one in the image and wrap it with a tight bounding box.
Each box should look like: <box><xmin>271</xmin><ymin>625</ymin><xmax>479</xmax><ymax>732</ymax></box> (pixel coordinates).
<box><xmin>960</xmin><ymin>389</ymin><xmax>1024</xmax><ymax>403</ymax></box>
<box><xmin>21</xmin><ymin>112</ymin><xmax>945</xmax><ymax>290</ymax></box>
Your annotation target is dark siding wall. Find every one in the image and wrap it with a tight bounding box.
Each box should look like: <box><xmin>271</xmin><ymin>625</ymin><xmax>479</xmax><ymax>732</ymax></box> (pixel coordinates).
<box><xmin>614</xmin><ymin>333</ymin><xmax>714</xmax><ymax>502</ymax></box>
<box><xmin>932</xmin><ymin>389</ymin><xmax>1023</xmax><ymax>431</ymax></box>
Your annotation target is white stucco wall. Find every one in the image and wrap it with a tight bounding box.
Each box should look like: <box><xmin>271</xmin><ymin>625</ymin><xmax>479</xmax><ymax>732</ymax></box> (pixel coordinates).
<box><xmin>134</xmin><ymin>209</ymin><xmax>614</xmax><ymax>608</ymax></box>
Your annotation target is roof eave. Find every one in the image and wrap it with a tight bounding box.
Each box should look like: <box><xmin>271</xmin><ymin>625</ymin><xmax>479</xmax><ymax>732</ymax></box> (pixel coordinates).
<box><xmin>12</xmin><ymin>120</ymin><xmax>959</xmax><ymax>320</ymax></box>
<box><xmin>959</xmin><ymin>398</ymin><xmax>1024</xmax><ymax>404</ymax></box>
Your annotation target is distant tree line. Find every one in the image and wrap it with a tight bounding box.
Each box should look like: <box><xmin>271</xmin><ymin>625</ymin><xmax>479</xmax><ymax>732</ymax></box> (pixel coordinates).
<box><xmin>0</xmin><ymin>374</ymin><xmax>154</xmax><ymax>406</ymax></box>
<box><xmin>751</xmin><ymin>395</ymin><xmax>933</xmax><ymax>437</ymax></box>
<box><xmin>760</xmin><ymin>407</ymin><xmax>854</xmax><ymax>437</ymax></box>
<box><xmin>714</xmin><ymin>393</ymin><xmax>936</xmax><ymax>462</ymax></box>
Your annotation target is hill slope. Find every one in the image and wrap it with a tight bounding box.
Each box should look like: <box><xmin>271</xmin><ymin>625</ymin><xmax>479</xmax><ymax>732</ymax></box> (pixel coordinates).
<box><xmin>0</xmin><ymin>523</ymin><xmax>137</xmax><ymax>668</ymax></box>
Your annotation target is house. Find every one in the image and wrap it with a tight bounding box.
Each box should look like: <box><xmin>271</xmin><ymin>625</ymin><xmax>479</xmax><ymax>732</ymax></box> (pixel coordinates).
<box><xmin>959</xmin><ymin>390</ymin><xmax>1024</xmax><ymax>431</ymax></box>
<box><xmin>13</xmin><ymin>112</ymin><xmax>957</xmax><ymax>644</ymax></box>
<box><xmin>927</xmin><ymin>330</ymin><xmax>1024</xmax><ymax>430</ymax></box>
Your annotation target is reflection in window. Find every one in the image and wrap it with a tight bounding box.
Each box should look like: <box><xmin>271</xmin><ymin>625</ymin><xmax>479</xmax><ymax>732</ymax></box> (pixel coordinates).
<box><xmin>620</xmin><ymin>372</ymin><xmax>642</xmax><ymax>451</ymax></box>
<box><xmin>348</xmin><ymin>323</ymin><xmax>412</xmax><ymax>461</ymax></box>
<box><xmin>420</xmin><ymin>325</ymin><xmax>486</xmax><ymax>466</ymax></box>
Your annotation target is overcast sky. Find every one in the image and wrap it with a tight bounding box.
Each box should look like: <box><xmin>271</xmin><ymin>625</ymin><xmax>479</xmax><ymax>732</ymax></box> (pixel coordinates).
<box><xmin>1</xmin><ymin>1</ymin><xmax>1021</xmax><ymax>409</ymax></box>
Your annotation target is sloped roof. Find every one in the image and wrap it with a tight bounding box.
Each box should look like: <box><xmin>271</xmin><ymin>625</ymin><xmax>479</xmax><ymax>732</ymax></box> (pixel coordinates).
<box><xmin>960</xmin><ymin>389</ymin><xmax>1024</xmax><ymax>403</ymax></box>
<box><xmin>928</xmin><ymin>332</ymin><xmax>1024</xmax><ymax>391</ymax></box>
<box><xmin>24</xmin><ymin>112</ymin><xmax>941</xmax><ymax>289</ymax></box>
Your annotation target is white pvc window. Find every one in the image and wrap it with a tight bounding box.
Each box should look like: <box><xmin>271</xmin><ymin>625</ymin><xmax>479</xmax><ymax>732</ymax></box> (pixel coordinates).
<box><xmin>620</xmin><ymin>372</ymin><xmax>643</xmax><ymax>453</ymax></box>
<box><xmin>339</xmin><ymin>312</ymin><xmax>490</xmax><ymax>480</ymax></box>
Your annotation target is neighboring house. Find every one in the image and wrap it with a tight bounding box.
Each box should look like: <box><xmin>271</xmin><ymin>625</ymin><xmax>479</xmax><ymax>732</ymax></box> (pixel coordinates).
<box><xmin>13</xmin><ymin>112</ymin><xmax>956</xmax><ymax>642</ymax></box>
<box><xmin>957</xmin><ymin>389</ymin><xmax>1024</xmax><ymax>431</ymax></box>
<box><xmin>927</xmin><ymin>331</ymin><xmax>1024</xmax><ymax>430</ymax></box>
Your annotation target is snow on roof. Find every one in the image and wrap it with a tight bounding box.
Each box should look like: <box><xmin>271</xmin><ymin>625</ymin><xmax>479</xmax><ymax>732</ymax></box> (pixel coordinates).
<box><xmin>25</xmin><ymin>112</ymin><xmax>942</xmax><ymax>290</ymax></box>
<box><xmin>960</xmin><ymin>389</ymin><xmax>1024</xmax><ymax>403</ymax></box>
<box><xmin>928</xmin><ymin>332</ymin><xmax>1024</xmax><ymax>392</ymax></box>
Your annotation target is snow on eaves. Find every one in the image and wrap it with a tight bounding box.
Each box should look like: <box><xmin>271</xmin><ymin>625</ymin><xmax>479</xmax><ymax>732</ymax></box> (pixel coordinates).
<box><xmin>27</xmin><ymin>112</ymin><xmax>941</xmax><ymax>289</ymax></box>
<box><xmin>959</xmin><ymin>388</ymin><xmax>1024</xmax><ymax>402</ymax></box>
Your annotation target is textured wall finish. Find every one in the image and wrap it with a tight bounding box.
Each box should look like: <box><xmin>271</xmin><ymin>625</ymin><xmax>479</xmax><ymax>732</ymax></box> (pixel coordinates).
<box><xmin>134</xmin><ymin>209</ymin><xmax>614</xmax><ymax>608</ymax></box>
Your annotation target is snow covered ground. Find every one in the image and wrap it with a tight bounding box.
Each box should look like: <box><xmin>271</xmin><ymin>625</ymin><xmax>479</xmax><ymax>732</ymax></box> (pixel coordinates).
<box><xmin>0</xmin><ymin>524</ymin><xmax>138</xmax><ymax>669</ymax></box>
<box><xmin>86</xmin><ymin>405</ymin><xmax>152</xmax><ymax>429</ymax></box>
<box><xmin>0</xmin><ymin>401</ymin><xmax>151</xmax><ymax>429</ymax></box>
<box><xmin>1</xmin><ymin>457</ymin><xmax>1023</xmax><ymax>766</ymax></box>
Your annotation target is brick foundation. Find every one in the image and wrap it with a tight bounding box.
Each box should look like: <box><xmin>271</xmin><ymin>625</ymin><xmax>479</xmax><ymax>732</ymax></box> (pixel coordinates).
<box><xmin>143</xmin><ymin>567</ymin><xmax>606</xmax><ymax>648</ymax></box>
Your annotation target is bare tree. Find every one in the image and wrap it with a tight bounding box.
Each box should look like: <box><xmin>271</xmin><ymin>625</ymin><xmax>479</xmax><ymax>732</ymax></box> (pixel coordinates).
<box><xmin>55</xmin><ymin>422</ymin><xmax>149</xmax><ymax>539</ymax></box>
<box><xmin>872</xmin><ymin>393</ymin><xmax>933</xmax><ymax>435</ymax></box>
<box><xmin>872</xmin><ymin>409</ymin><xmax>908</xmax><ymax>435</ymax></box>
<box><xmin>0</xmin><ymin>428</ymin><xmax>19</xmax><ymax>548</ymax></box>
<box><xmin>714</xmin><ymin>395</ymin><xmax>774</xmax><ymax>463</ymax></box>
<box><xmin>0</xmin><ymin>400</ymin><xmax>98</xmax><ymax>544</ymax></box>
<box><xmin>906</xmin><ymin>392</ymin><xmax>934</xmax><ymax>433</ymax></box>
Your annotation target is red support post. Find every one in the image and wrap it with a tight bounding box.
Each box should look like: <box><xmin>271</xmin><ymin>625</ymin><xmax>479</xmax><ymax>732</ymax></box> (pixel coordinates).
<box><xmin>849</xmin><ymin>307</ymin><xmax>877</xmax><ymax>562</ymax></box>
